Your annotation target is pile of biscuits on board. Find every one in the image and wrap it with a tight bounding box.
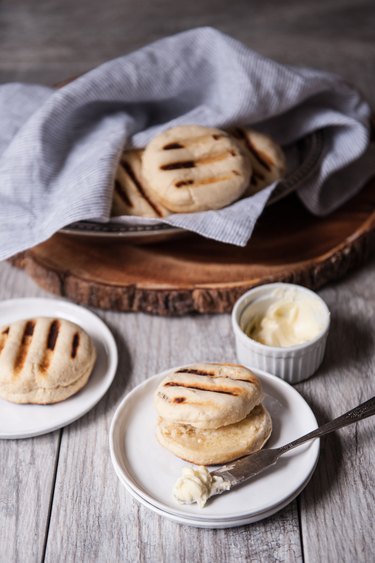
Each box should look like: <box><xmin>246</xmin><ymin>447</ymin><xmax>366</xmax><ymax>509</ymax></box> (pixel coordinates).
<box><xmin>111</xmin><ymin>125</ymin><xmax>286</xmax><ymax>218</ymax></box>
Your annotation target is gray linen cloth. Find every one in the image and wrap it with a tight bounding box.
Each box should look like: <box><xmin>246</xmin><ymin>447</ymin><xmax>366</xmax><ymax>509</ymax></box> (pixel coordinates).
<box><xmin>0</xmin><ymin>27</ymin><xmax>374</xmax><ymax>261</ymax></box>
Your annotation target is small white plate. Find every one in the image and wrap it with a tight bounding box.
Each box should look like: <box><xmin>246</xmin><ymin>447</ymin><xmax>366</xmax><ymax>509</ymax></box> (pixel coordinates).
<box><xmin>0</xmin><ymin>298</ymin><xmax>118</xmax><ymax>439</ymax></box>
<box><xmin>110</xmin><ymin>366</ymin><xmax>319</xmax><ymax>525</ymax></box>
<box><xmin>115</xmin><ymin>469</ymin><xmax>316</xmax><ymax>528</ymax></box>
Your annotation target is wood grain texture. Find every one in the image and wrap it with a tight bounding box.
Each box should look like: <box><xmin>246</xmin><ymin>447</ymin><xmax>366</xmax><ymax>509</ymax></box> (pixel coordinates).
<box><xmin>296</xmin><ymin>271</ymin><xmax>375</xmax><ymax>563</ymax></box>
<box><xmin>43</xmin><ymin>310</ymin><xmax>303</xmax><ymax>563</ymax></box>
<box><xmin>0</xmin><ymin>432</ymin><xmax>60</xmax><ymax>563</ymax></box>
<box><xmin>0</xmin><ymin>266</ymin><xmax>61</xmax><ymax>563</ymax></box>
<box><xmin>10</xmin><ymin>181</ymin><xmax>375</xmax><ymax>315</ymax></box>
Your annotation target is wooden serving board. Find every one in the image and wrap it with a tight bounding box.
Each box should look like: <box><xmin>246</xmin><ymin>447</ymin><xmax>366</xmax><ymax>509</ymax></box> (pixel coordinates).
<box><xmin>11</xmin><ymin>179</ymin><xmax>375</xmax><ymax>315</ymax></box>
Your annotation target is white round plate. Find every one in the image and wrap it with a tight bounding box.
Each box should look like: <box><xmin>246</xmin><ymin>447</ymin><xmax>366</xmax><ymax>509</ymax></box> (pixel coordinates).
<box><xmin>0</xmin><ymin>298</ymin><xmax>118</xmax><ymax>439</ymax></box>
<box><xmin>112</xmin><ymin>448</ymin><xmax>317</xmax><ymax>529</ymax></box>
<box><xmin>110</xmin><ymin>366</ymin><xmax>319</xmax><ymax>524</ymax></box>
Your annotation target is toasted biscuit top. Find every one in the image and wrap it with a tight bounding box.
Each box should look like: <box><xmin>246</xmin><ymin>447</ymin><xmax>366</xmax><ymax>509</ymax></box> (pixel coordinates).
<box><xmin>231</xmin><ymin>127</ymin><xmax>286</xmax><ymax>194</ymax></box>
<box><xmin>0</xmin><ymin>317</ymin><xmax>96</xmax><ymax>397</ymax></box>
<box><xmin>112</xmin><ymin>149</ymin><xmax>169</xmax><ymax>218</ymax></box>
<box><xmin>142</xmin><ymin>125</ymin><xmax>251</xmax><ymax>213</ymax></box>
<box><xmin>154</xmin><ymin>363</ymin><xmax>262</xmax><ymax>429</ymax></box>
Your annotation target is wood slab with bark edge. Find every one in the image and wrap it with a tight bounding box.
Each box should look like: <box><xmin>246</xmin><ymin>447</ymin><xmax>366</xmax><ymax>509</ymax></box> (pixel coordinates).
<box><xmin>11</xmin><ymin>179</ymin><xmax>375</xmax><ymax>315</ymax></box>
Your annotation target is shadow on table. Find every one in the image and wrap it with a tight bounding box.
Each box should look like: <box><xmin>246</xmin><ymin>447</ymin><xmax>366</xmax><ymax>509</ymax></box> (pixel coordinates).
<box><xmin>103</xmin><ymin>319</ymin><xmax>133</xmax><ymax>410</ymax></box>
<box><xmin>66</xmin><ymin>317</ymin><xmax>133</xmax><ymax>434</ymax></box>
<box><xmin>299</xmin><ymin>397</ymin><xmax>343</xmax><ymax>508</ymax></box>
<box><xmin>298</xmin><ymin>379</ymin><xmax>375</xmax><ymax>510</ymax></box>
<box><xmin>322</xmin><ymin>311</ymin><xmax>374</xmax><ymax>374</ymax></box>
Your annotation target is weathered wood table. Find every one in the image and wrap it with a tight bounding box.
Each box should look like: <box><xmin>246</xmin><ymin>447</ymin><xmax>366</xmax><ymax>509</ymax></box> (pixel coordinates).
<box><xmin>1</xmin><ymin>1</ymin><xmax>374</xmax><ymax>561</ymax></box>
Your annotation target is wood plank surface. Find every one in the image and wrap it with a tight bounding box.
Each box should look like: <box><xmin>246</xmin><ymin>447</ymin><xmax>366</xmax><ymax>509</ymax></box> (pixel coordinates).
<box><xmin>1</xmin><ymin>1</ymin><xmax>375</xmax><ymax>562</ymax></box>
<box><xmin>297</xmin><ymin>269</ymin><xmax>375</xmax><ymax>563</ymax></box>
<box><xmin>0</xmin><ymin>432</ymin><xmax>60</xmax><ymax>563</ymax></box>
<box><xmin>43</xmin><ymin>309</ymin><xmax>303</xmax><ymax>563</ymax></box>
<box><xmin>0</xmin><ymin>266</ymin><xmax>61</xmax><ymax>563</ymax></box>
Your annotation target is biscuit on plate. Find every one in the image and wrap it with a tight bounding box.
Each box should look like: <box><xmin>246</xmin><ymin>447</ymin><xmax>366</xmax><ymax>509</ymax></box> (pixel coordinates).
<box><xmin>154</xmin><ymin>363</ymin><xmax>263</xmax><ymax>429</ymax></box>
<box><xmin>231</xmin><ymin>127</ymin><xmax>286</xmax><ymax>194</ymax></box>
<box><xmin>154</xmin><ymin>363</ymin><xmax>271</xmax><ymax>465</ymax></box>
<box><xmin>0</xmin><ymin>317</ymin><xmax>96</xmax><ymax>404</ymax></box>
<box><xmin>111</xmin><ymin>149</ymin><xmax>169</xmax><ymax>218</ymax></box>
<box><xmin>142</xmin><ymin>125</ymin><xmax>252</xmax><ymax>213</ymax></box>
<box><xmin>156</xmin><ymin>403</ymin><xmax>272</xmax><ymax>465</ymax></box>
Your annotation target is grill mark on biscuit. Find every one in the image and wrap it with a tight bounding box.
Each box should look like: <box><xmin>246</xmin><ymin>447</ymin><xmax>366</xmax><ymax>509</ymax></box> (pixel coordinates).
<box><xmin>163</xmin><ymin>142</ymin><xmax>184</xmax><ymax>150</ymax></box>
<box><xmin>2</xmin><ymin>327</ymin><xmax>9</xmax><ymax>335</ymax></box>
<box><xmin>122</xmin><ymin>161</ymin><xmax>163</xmax><ymax>217</ymax></box>
<box><xmin>175</xmin><ymin>368</ymin><xmax>215</xmax><ymax>376</ymax></box>
<box><xmin>192</xmin><ymin>174</ymin><xmax>233</xmax><ymax>187</ymax></box>
<box><xmin>47</xmin><ymin>320</ymin><xmax>60</xmax><ymax>351</ymax></box>
<box><xmin>160</xmin><ymin>139</ymin><xmax>237</xmax><ymax>172</ymax></box>
<box><xmin>39</xmin><ymin>320</ymin><xmax>60</xmax><ymax>374</ymax></box>
<box><xmin>163</xmin><ymin>382</ymin><xmax>239</xmax><ymax>396</ymax></box>
<box><xmin>115</xmin><ymin>179</ymin><xmax>133</xmax><ymax>208</ymax></box>
<box><xmin>173</xmin><ymin>397</ymin><xmax>186</xmax><ymax>404</ymax></box>
<box><xmin>14</xmin><ymin>321</ymin><xmax>35</xmax><ymax>373</ymax></box>
<box><xmin>71</xmin><ymin>333</ymin><xmax>80</xmax><ymax>359</ymax></box>
<box><xmin>247</xmin><ymin>143</ymin><xmax>272</xmax><ymax>172</ymax></box>
<box><xmin>174</xmin><ymin>174</ymin><xmax>234</xmax><ymax>188</ymax></box>
<box><xmin>162</xmin><ymin>149</ymin><xmax>239</xmax><ymax>172</ymax></box>
<box><xmin>197</xmin><ymin>151</ymin><xmax>237</xmax><ymax>166</ymax></box>
<box><xmin>161</xmin><ymin>161</ymin><xmax>195</xmax><ymax>170</ymax></box>
<box><xmin>235</xmin><ymin>128</ymin><xmax>272</xmax><ymax>172</ymax></box>
<box><xmin>174</xmin><ymin>368</ymin><xmax>253</xmax><ymax>385</ymax></box>
<box><xmin>175</xmin><ymin>180</ymin><xmax>194</xmax><ymax>187</ymax></box>
<box><xmin>24</xmin><ymin>321</ymin><xmax>35</xmax><ymax>337</ymax></box>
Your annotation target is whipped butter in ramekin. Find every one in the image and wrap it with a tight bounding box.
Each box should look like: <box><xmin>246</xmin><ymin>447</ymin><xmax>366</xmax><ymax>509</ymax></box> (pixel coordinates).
<box><xmin>232</xmin><ymin>283</ymin><xmax>330</xmax><ymax>384</ymax></box>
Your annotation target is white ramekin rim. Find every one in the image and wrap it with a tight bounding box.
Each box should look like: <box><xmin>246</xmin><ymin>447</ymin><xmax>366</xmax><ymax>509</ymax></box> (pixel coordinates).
<box><xmin>231</xmin><ymin>282</ymin><xmax>331</xmax><ymax>354</ymax></box>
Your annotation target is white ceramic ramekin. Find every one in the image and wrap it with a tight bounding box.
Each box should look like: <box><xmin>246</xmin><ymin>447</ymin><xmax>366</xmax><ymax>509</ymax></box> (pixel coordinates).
<box><xmin>231</xmin><ymin>283</ymin><xmax>330</xmax><ymax>384</ymax></box>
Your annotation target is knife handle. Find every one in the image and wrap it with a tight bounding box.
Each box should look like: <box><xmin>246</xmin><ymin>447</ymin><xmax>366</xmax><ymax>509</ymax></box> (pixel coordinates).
<box><xmin>279</xmin><ymin>396</ymin><xmax>375</xmax><ymax>454</ymax></box>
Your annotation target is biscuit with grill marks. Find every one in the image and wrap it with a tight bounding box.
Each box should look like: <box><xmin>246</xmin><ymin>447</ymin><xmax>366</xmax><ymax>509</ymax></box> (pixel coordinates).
<box><xmin>156</xmin><ymin>404</ymin><xmax>272</xmax><ymax>465</ymax></box>
<box><xmin>154</xmin><ymin>363</ymin><xmax>262</xmax><ymax>429</ymax></box>
<box><xmin>111</xmin><ymin>149</ymin><xmax>169</xmax><ymax>218</ymax></box>
<box><xmin>0</xmin><ymin>317</ymin><xmax>96</xmax><ymax>404</ymax></box>
<box><xmin>230</xmin><ymin>128</ymin><xmax>286</xmax><ymax>194</ymax></box>
<box><xmin>142</xmin><ymin>125</ymin><xmax>251</xmax><ymax>213</ymax></box>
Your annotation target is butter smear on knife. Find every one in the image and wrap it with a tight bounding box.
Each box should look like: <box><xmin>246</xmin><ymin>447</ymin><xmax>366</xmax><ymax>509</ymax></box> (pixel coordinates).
<box><xmin>173</xmin><ymin>466</ymin><xmax>231</xmax><ymax>508</ymax></box>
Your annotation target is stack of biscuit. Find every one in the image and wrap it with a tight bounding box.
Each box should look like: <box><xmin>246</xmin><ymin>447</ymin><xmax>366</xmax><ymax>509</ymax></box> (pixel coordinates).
<box><xmin>111</xmin><ymin>125</ymin><xmax>286</xmax><ymax>218</ymax></box>
<box><xmin>154</xmin><ymin>363</ymin><xmax>272</xmax><ymax>465</ymax></box>
<box><xmin>0</xmin><ymin>317</ymin><xmax>96</xmax><ymax>404</ymax></box>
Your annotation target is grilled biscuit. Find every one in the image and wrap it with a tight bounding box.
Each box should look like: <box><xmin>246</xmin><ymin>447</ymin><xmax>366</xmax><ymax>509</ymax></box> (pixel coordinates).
<box><xmin>154</xmin><ymin>363</ymin><xmax>262</xmax><ymax>429</ymax></box>
<box><xmin>142</xmin><ymin>125</ymin><xmax>252</xmax><ymax>213</ymax></box>
<box><xmin>156</xmin><ymin>404</ymin><xmax>272</xmax><ymax>465</ymax></box>
<box><xmin>111</xmin><ymin>149</ymin><xmax>169</xmax><ymax>218</ymax></box>
<box><xmin>231</xmin><ymin>127</ymin><xmax>286</xmax><ymax>194</ymax></box>
<box><xmin>0</xmin><ymin>317</ymin><xmax>96</xmax><ymax>404</ymax></box>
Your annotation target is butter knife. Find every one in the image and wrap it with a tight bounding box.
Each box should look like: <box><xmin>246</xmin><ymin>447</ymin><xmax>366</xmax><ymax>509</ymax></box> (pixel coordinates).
<box><xmin>210</xmin><ymin>396</ymin><xmax>375</xmax><ymax>493</ymax></box>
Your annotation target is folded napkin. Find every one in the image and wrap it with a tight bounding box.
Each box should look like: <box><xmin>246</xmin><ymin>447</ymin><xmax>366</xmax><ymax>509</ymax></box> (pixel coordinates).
<box><xmin>0</xmin><ymin>27</ymin><xmax>374</xmax><ymax>261</ymax></box>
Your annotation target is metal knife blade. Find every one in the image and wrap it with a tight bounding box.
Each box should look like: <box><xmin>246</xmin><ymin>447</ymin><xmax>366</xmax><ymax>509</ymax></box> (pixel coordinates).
<box><xmin>210</xmin><ymin>448</ymin><xmax>282</xmax><ymax>493</ymax></box>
